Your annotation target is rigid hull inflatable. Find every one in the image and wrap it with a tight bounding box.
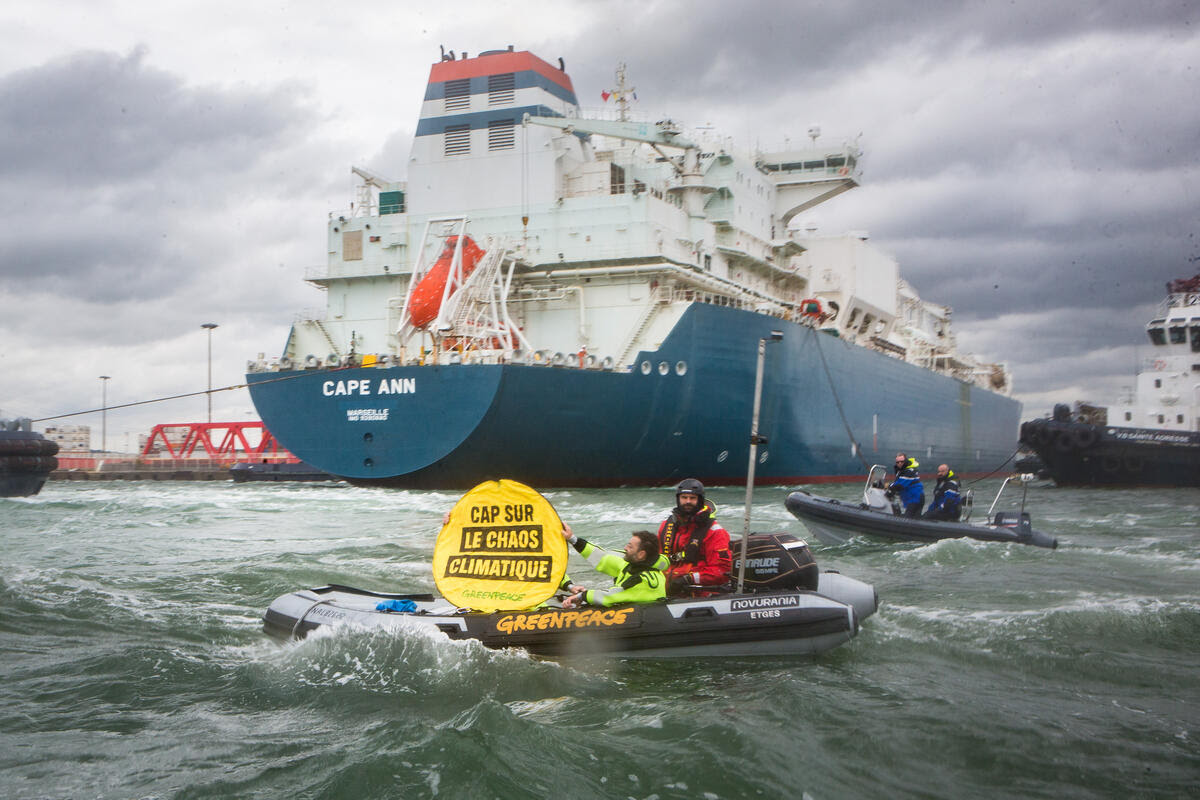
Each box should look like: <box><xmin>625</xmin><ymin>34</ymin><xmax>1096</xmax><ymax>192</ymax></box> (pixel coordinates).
<box><xmin>785</xmin><ymin>490</ymin><xmax>1057</xmax><ymax>549</ymax></box>
<box><xmin>263</xmin><ymin>572</ymin><xmax>878</xmax><ymax>659</ymax></box>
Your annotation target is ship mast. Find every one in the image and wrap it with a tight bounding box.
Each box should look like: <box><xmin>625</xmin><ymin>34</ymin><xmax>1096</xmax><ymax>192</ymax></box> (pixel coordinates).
<box><xmin>612</xmin><ymin>62</ymin><xmax>634</xmax><ymax>121</ymax></box>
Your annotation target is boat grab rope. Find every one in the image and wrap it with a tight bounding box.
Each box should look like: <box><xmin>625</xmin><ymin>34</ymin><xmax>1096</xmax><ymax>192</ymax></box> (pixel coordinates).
<box><xmin>810</xmin><ymin>331</ymin><xmax>871</xmax><ymax>472</ymax></box>
<box><xmin>292</xmin><ymin>596</ymin><xmax>336</xmax><ymax>638</ymax></box>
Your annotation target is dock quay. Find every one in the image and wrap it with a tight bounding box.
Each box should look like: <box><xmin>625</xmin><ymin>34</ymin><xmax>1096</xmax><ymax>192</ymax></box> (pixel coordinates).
<box><xmin>52</xmin><ymin>457</ymin><xmax>235</xmax><ymax>481</ymax></box>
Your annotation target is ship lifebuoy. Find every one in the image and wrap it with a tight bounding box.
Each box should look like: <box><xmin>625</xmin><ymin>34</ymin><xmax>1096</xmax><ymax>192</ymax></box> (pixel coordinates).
<box><xmin>800</xmin><ymin>298</ymin><xmax>824</xmax><ymax>318</ymax></box>
<box><xmin>1071</xmin><ymin>426</ymin><xmax>1098</xmax><ymax>449</ymax></box>
<box><xmin>1152</xmin><ymin>359</ymin><xmax>1166</xmax><ymax>370</ymax></box>
<box><xmin>837</xmin><ymin>167</ymin><xmax>849</xmax><ymax>176</ymax></box>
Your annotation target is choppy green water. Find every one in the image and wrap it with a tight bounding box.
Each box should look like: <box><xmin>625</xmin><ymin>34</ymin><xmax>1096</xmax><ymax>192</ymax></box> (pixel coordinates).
<box><xmin>1</xmin><ymin>480</ymin><xmax>1197</xmax><ymax>799</ymax></box>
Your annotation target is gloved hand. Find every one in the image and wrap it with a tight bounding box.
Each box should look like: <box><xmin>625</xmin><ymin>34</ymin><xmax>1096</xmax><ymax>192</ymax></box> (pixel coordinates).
<box><xmin>668</xmin><ymin>575</ymin><xmax>691</xmax><ymax>595</ymax></box>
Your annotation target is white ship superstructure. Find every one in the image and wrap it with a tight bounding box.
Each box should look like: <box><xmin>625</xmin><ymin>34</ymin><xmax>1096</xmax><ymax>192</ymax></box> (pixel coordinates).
<box><xmin>245</xmin><ymin>48</ymin><xmax>1023</xmax><ymax>488</ymax></box>
<box><xmin>1109</xmin><ymin>280</ymin><xmax>1200</xmax><ymax>432</ymax></box>
<box><xmin>262</xmin><ymin>49</ymin><xmax>1009</xmax><ymax>395</ymax></box>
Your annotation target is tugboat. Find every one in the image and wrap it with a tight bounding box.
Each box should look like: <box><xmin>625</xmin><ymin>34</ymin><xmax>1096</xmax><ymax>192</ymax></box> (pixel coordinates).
<box><xmin>1020</xmin><ymin>274</ymin><xmax>1200</xmax><ymax>487</ymax></box>
<box><xmin>0</xmin><ymin>418</ymin><xmax>59</xmax><ymax>497</ymax></box>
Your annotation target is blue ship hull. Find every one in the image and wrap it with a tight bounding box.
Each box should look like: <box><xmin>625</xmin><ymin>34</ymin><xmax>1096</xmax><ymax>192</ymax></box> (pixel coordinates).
<box><xmin>246</xmin><ymin>304</ymin><xmax>1021</xmax><ymax>488</ymax></box>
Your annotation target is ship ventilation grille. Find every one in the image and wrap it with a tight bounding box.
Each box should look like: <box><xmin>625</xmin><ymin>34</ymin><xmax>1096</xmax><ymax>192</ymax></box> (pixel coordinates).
<box><xmin>488</xmin><ymin>119</ymin><xmax>516</xmax><ymax>151</ymax></box>
<box><xmin>444</xmin><ymin>79</ymin><xmax>471</xmax><ymax>112</ymax></box>
<box><xmin>488</xmin><ymin>73</ymin><xmax>515</xmax><ymax>105</ymax></box>
<box><xmin>444</xmin><ymin>124</ymin><xmax>471</xmax><ymax>157</ymax></box>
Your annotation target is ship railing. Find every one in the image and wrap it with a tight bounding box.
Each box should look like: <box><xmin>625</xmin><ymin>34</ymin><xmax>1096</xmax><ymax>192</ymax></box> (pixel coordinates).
<box><xmin>1141</xmin><ymin>356</ymin><xmax>1178</xmax><ymax>371</ymax></box>
<box><xmin>1159</xmin><ymin>292</ymin><xmax>1200</xmax><ymax>315</ymax></box>
<box><xmin>305</xmin><ymin>261</ymin><xmax>402</xmax><ymax>281</ymax></box>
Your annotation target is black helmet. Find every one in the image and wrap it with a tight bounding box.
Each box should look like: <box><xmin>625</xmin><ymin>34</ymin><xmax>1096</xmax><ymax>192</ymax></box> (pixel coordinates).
<box><xmin>675</xmin><ymin>478</ymin><xmax>705</xmax><ymax>504</ymax></box>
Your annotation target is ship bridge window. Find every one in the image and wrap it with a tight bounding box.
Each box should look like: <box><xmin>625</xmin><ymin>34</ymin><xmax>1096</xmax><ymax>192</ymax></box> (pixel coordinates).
<box><xmin>488</xmin><ymin>119</ymin><xmax>515</xmax><ymax>150</ymax></box>
<box><xmin>444</xmin><ymin>124</ymin><xmax>471</xmax><ymax>157</ymax></box>
<box><xmin>1169</xmin><ymin>326</ymin><xmax>1186</xmax><ymax>345</ymax></box>
<box><xmin>1148</xmin><ymin>327</ymin><xmax>1166</xmax><ymax>345</ymax></box>
<box><xmin>1190</xmin><ymin>324</ymin><xmax>1200</xmax><ymax>352</ymax></box>
<box><xmin>610</xmin><ymin>163</ymin><xmax>626</xmax><ymax>195</ymax></box>
<box><xmin>488</xmin><ymin>73</ymin><xmax>515</xmax><ymax>105</ymax></box>
<box><xmin>379</xmin><ymin>190</ymin><xmax>405</xmax><ymax>214</ymax></box>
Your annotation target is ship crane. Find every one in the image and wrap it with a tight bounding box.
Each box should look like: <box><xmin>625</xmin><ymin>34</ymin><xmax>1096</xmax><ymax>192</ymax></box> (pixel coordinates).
<box><xmin>350</xmin><ymin>165</ymin><xmax>397</xmax><ymax>217</ymax></box>
<box><xmin>523</xmin><ymin>113</ymin><xmax>715</xmax><ymax>232</ymax></box>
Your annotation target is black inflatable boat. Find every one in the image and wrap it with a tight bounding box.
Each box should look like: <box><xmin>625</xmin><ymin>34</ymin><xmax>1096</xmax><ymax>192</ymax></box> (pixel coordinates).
<box><xmin>786</xmin><ymin>468</ymin><xmax>1057</xmax><ymax>549</ymax></box>
<box><xmin>263</xmin><ymin>534</ymin><xmax>879</xmax><ymax>658</ymax></box>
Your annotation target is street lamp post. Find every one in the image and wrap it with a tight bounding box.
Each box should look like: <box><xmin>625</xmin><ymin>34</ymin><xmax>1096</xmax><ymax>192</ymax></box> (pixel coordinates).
<box><xmin>737</xmin><ymin>330</ymin><xmax>784</xmax><ymax>594</ymax></box>
<box><xmin>201</xmin><ymin>323</ymin><xmax>219</xmax><ymax>423</ymax></box>
<box><xmin>99</xmin><ymin>375</ymin><xmax>111</xmax><ymax>453</ymax></box>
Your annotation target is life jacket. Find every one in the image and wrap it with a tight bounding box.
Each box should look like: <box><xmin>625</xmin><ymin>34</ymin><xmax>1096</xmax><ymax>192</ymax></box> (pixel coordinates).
<box><xmin>660</xmin><ymin>501</ymin><xmax>717</xmax><ymax>566</ymax></box>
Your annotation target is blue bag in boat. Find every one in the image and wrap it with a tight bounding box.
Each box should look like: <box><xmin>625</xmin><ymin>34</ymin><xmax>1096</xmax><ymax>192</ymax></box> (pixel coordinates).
<box><xmin>375</xmin><ymin>598</ymin><xmax>417</xmax><ymax>613</ymax></box>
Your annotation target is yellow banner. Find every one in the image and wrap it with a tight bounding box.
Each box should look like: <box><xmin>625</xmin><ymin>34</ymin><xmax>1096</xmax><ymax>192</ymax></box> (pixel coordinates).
<box><xmin>432</xmin><ymin>479</ymin><xmax>568</xmax><ymax>611</ymax></box>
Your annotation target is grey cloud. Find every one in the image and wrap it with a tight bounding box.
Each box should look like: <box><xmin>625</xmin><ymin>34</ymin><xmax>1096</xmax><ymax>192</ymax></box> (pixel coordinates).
<box><xmin>0</xmin><ymin>48</ymin><xmax>318</xmax><ymax>300</ymax></box>
<box><xmin>559</xmin><ymin>0</ymin><xmax>1199</xmax><ymax>111</ymax></box>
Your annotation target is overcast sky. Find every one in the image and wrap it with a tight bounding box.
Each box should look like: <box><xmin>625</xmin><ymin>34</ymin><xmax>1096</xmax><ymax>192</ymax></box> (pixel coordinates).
<box><xmin>1</xmin><ymin>0</ymin><xmax>1197</xmax><ymax>450</ymax></box>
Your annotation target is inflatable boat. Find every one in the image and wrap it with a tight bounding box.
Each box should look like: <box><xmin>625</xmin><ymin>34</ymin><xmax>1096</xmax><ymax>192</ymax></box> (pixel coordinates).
<box><xmin>263</xmin><ymin>534</ymin><xmax>879</xmax><ymax>658</ymax></box>
<box><xmin>786</xmin><ymin>468</ymin><xmax>1058</xmax><ymax>550</ymax></box>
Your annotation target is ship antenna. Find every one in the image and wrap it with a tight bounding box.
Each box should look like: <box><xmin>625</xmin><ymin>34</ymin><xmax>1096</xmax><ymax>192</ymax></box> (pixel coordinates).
<box><xmin>613</xmin><ymin>62</ymin><xmax>635</xmax><ymax>122</ymax></box>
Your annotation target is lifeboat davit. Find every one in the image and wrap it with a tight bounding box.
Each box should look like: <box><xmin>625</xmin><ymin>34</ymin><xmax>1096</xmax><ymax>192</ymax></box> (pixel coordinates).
<box><xmin>408</xmin><ymin>236</ymin><xmax>485</xmax><ymax>329</ymax></box>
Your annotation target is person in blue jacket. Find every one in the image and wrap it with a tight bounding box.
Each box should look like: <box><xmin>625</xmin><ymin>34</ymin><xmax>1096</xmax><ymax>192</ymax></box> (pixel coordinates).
<box><xmin>887</xmin><ymin>452</ymin><xmax>925</xmax><ymax>517</ymax></box>
<box><xmin>923</xmin><ymin>464</ymin><xmax>963</xmax><ymax>521</ymax></box>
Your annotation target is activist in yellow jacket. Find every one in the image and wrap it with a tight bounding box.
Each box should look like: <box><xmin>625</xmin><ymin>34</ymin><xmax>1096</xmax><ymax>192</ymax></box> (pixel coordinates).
<box><xmin>560</xmin><ymin>528</ymin><xmax>666</xmax><ymax>608</ymax></box>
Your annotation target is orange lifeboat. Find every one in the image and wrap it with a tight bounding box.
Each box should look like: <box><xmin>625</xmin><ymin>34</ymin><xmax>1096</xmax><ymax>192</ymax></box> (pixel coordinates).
<box><xmin>408</xmin><ymin>236</ymin><xmax>485</xmax><ymax>329</ymax></box>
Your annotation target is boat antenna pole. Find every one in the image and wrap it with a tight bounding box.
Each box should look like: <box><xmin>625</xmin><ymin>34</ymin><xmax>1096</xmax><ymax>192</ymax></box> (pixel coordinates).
<box><xmin>738</xmin><ymin>330</ymin><xmax>783</xmax><ymax>594</ymax></box>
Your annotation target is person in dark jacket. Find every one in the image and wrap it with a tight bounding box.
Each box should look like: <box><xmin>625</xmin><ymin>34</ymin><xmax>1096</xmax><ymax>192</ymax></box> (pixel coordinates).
<box><xmin>923</xmin><ymin>464</ymin><xmax>963</xmax><ymax>521</ymax></box>
<box><xmin>559</xmin><ymin>527</ymin><xmax>665</xmax><ymax>608</ymax></box>
<box><xmin>657</xmin><ymin>478</ymin><xmax>732</xmax><ymax>596</ymax></box>
<box><xmin>887</xmin><ymin>453</ymin><xmax>925</xmax><ymax>517</ymax></box>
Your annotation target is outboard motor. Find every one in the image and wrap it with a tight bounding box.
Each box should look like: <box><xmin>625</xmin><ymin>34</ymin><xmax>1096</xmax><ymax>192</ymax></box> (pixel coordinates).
<box><xmin>729</xmin><ymin>533</ymin><xmax>819</xmax><ymax>592</ymax></box>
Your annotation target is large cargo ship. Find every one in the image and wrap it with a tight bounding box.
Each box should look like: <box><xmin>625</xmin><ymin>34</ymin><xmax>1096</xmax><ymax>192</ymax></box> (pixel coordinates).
<box><xmin>1019</xmin><ymin>275</ymin><xmax>1200</xmax><ymax>487</ymax></box>
<box><xmin>246</xmin><ymin>48</ymin><xmax>1021</xmax><ymax>488</ymax></box>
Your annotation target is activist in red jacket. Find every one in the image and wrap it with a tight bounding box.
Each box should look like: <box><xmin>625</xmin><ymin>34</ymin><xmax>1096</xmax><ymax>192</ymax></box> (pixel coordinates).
<box><xmin>656</xmin><ymin>479</ymin><xmax>732</xmax><ymax>596</ymax></box>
